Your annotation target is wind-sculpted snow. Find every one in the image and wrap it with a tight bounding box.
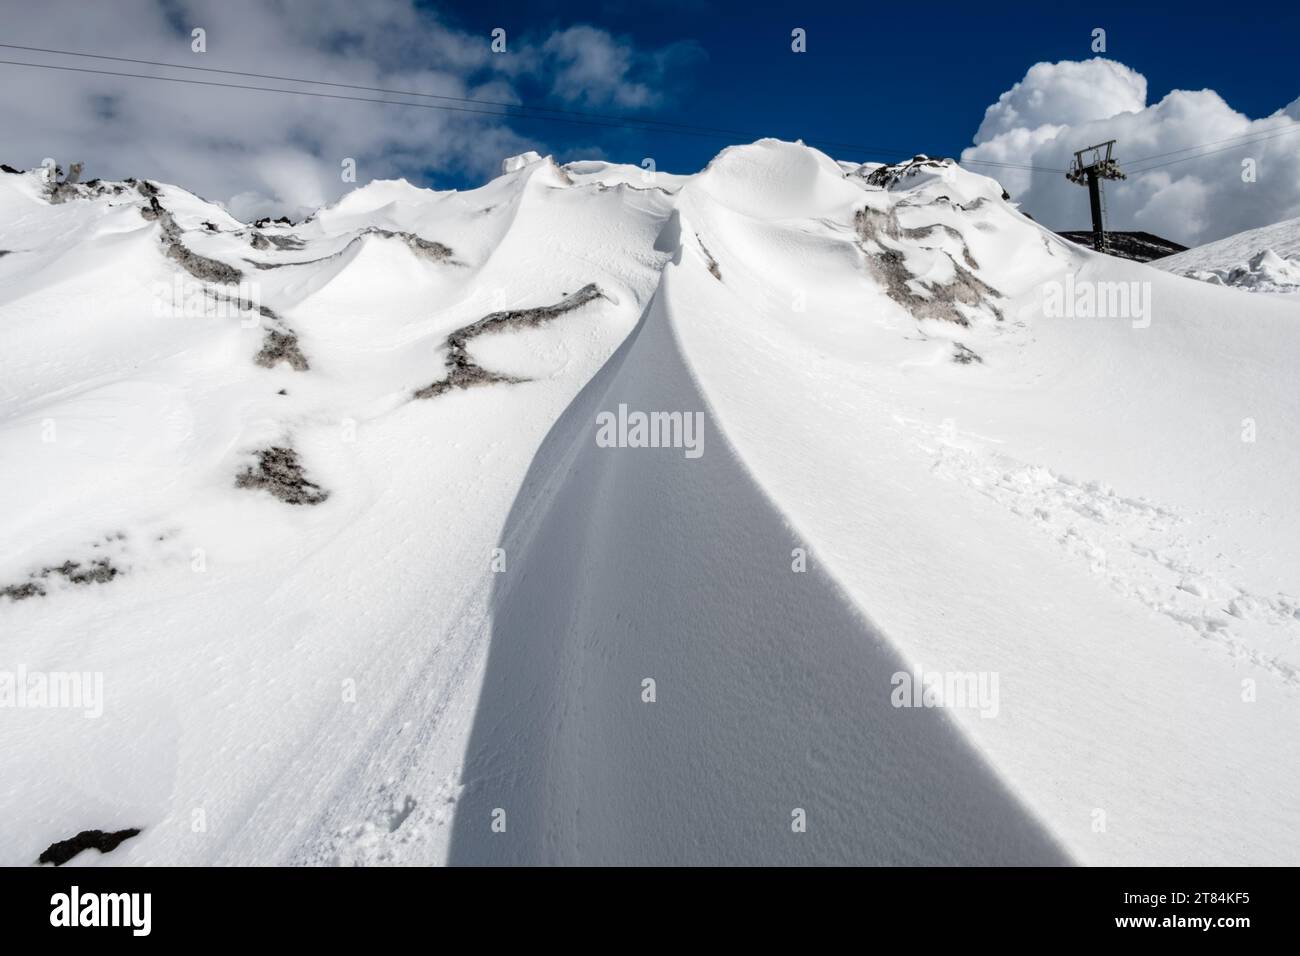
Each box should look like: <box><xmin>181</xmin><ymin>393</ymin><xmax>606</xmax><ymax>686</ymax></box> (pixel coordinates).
<box><xmin>448</xmin><ymin>273</ymin><xmax>1069</xmax><ymax>865</ymax></box>
<box><xmin>1179</xmin><ymin>248</ymin><xmax>1300</xmax><ymax>293</ymax></box>
<box><xmin>2</xmin><ymin>139</ymin><xmax>1299</xmax><ymax>866</ymax></box>
<box><xmin>1154</xmin><ymin>214</ymin><xmax>1300</xmax><ymax>292</ymax></box>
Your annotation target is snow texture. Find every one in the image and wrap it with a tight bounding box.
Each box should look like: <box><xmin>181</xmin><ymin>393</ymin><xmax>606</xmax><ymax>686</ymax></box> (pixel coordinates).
<box><xmin>2</xmin><ymin>140</ymin><xmax>1298</xmax><ymax>866</ymax></box>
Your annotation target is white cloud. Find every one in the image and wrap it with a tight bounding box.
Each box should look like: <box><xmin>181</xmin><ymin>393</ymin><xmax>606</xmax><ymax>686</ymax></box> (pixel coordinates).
<box><xmin>0</xmin><ymin>1</ymin><xmax>697</xmax><ymax>220</ymax></box>
<box><xmin>540</xmin><ymin>26</ymin><xmax>702</xmax><ymax>110</ymax></box>
<box><xmin>544</xmin><ymin>26</ymin><xmax>653</xmax><ymax>108</ymax></box>
<box><xmin>963</xmin><ymin>58</ymin><xmax>1300</xmax><ymax>246</ymax></box>
<box><xmin>974</xmin><ymin>58</ymin><xmax>1146</xmax><ymax>144</ymax></box>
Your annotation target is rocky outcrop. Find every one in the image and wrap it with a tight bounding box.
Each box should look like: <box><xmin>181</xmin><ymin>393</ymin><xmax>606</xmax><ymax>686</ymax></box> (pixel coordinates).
<box><xmin>416</xmin><ymin>284</ymin><xmax>605</xmax><ymax>399</ymax></box>
<box><xmin>235</xmin><ymin>445</ymin><xmax>329</xmax><ymax>505</ymax></box>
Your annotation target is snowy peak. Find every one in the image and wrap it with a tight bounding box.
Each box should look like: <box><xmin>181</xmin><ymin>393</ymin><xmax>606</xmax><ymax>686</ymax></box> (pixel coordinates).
<box><xmin>674</xmin><ymin>138</ymin><xmax>1059</xmax><ymax>336</ymax></box>
<box><xmin>318</xmin><ymin>177</ymin><xmax>439</xmax><ymax>221</ymax></box>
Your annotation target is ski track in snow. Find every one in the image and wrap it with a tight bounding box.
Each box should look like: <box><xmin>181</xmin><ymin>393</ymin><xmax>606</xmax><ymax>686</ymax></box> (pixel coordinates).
<box><xmin>912</xmin><ymin>421</ymin><xmax>1300</xmax><ymax>685</ymax></box>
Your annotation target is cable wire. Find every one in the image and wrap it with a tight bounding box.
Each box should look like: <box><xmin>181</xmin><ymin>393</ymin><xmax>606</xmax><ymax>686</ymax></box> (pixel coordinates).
<box><xmin>0</xmin><ymin>44</ymin><xmax>1071</xmax><ymax>174</ymax></box>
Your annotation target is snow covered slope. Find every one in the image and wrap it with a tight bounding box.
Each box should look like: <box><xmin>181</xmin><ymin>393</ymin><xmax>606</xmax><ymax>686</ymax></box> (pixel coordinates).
<box><xmin>1154</xmin><ymin>215</ymin><xmax>1300</xmax><ymax>292</ymax></box>
<box><xmin>2</xmin><ymin>143</ymin><xmax>1298</xmax><ymax>867</ymax></box>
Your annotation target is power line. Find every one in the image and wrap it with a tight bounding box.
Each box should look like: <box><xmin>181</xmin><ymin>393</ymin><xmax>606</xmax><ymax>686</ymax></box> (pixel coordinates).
<box><xmin>0</xmin><ymin>44</ymin><xmax>1069</xmax><ymax>174</ymax></box>
<box><xmin>0</xmin><ymin>41</ymin><xmax>766</xmax><ymax>142</ymax></box>
<box><xmin>2</xmin><ymin>41</ymin><xmax>1289</xmax><ymax>180</ymax></box>
<box><xmin>0</xmin><ymin>58</ymin><xmax>776</xmax><ymax>142</ymax></box>
<box><xmin>0</xmin><ymin>44</ymin><xmax>923</xmax><ymax>160</ymax></box>
<box><xmin>1126</xmin><ymin>123</ymin><xmax>1300</xmax><ymax>166</ymax></box>
<box><xmin>967</xmin><ymin>160</ymin><xmax>1067</xmax><ymax>173</ymax></box>
<box><xmin>1126</xmin><ymin>125</ymin><xmax>1300</xmax><ymax>175</ymax></box>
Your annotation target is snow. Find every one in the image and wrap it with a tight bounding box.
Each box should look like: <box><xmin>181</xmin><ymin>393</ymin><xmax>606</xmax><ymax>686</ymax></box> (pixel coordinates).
<box><xmin>1155</xmin><ymin>215</ymin><xmax>1300</xmax><ymax>293</ymax></box>
<box><xmin>500</xmin><ymin>151</ymin><xmax>542</xmax><ymax>174</ymax></box>
<box><xmin>2</xmin><ymin>140</ymin><xmax>1298</xmax><ymax>866</ymax></box>
<box><xmin>1176</xmin><ymin>248</ymin><xmax>1300</xmax><ymax>294</ymax></box>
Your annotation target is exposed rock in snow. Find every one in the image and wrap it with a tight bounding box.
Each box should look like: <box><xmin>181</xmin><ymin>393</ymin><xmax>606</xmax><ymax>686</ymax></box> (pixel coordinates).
<box><xmin>1</xmin><ymin>559</ymin><xmax>121</xmax><ymax>601</ymax></box>
<box><xmin>39</xmin><ymin>828</ymin><xmax>141</xmax><ymax>866</ymax></box>
<box><xmin>855</xmin><ymin>205</ymin><xmax>1004</xmax><ymax>325</ymax></box>
<box><xmin>44</xmin><ymin>168</ymin><xmax>130</xmax><ymax>205</ymax></box>
<box><xmin>694</xmin><ymin>233</ymin><xmax>722</xmax><ymax>280</ymax></box>
<box><xmin>362</xmin><ymin>227</ymin><xmax>454</xmax><ymax>263</ymax></box>
<box><xmin>861</xmin><ymin>154</ymin><xmax>954</xmax><ymax>188</ymax></box>
<box><xmin>138</xmin><ymin>182</ymin><xmax>244</xmax><ymax>285</ymax></box>
<box><xmin>3</xmin><ymin>138</ymin><xmax>1299</xmax><ymax>868</ymax></box>
<box><xmin>415</xmin><ymin>284</ymin><xmax>606</xmax><ymax>399</ymax></box>
<box><xmin>235</xmin><ymin>446</ymin><xmax>330</xmax><ymax>505</ymax></box>
<box><xmin>249</xmin><ymin>231</ymin><xmax>306</xmax><ymax>251</ymax></box>
<box><xmin>2</xmin><ymin>549</ymin><xmax>124</xmax><ymax>602</ymax></box>
<box><xmin>1055</xmin><ymin>230</ymin><xmax>1187</xmax><ymax>263</ymax></box>
<box><xmin>254</xmin><ymin>328</ymin><xmax>309</xmax><ymax>371</ymax></box>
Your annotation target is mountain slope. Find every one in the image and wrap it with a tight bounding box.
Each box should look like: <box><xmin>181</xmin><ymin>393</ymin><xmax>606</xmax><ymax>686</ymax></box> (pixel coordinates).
<box><xmin>2</xmin><ymin>143</ymin><xmax>1298</xmax><ymax>866</ymax></box>
<box><xmin>1154</xmin><ymin>214</ymin><xmax>1300</xmax><ymax>292</ymax></box>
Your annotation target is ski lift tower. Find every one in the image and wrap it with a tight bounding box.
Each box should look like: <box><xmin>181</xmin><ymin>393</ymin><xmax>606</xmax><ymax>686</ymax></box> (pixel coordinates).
<box><xmin>1066</xmin><ymin>140</ymin><xmax>1126</xmax><ymax>253</ymax></box>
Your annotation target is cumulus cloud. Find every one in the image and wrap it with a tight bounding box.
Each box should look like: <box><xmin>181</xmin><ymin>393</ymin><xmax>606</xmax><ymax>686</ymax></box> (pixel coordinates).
<box><xmin>973</xmin><ymin>59</ymin><xmax>1146</xmax><ymax>144</ymax></box>
<box><xmin>963</xmin><ymin>58</ymin><xmax>1300</xmax><ymax>246</ymax></box>
<box><xmin>0</xmin><ymin>0</ymin><xmax>699</xmax><ymax>220</ymax></box>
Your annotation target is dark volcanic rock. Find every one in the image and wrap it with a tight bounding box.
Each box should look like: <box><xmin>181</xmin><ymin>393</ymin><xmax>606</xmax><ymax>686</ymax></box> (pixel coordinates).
<box><xmin>1</xmin><ymin>555</ymin><xmax>123</xmax><ymax>602</ymax></box>
<box><xmin>40</xmin><ymin>828</ymin><xmax>141</xmax><ymax>866</ymax></box>
<box><xmin>236</xmin><ymin>446</ymin><xmax>330</xmax><ymax>505</ymax></box>
<box><xmin>862</xmin><ymin>155</ymin><xmax>954</xmax><ymax>189</ymax></box>
<box><xmin>1055</xmin><ymin>230</ymin><xmax>1188</xmax><ymax>263</ymax></box>
<box><xmin>254</xmin><ymin>329</ymin><xmax>310</xmax><ymax>371</ymax></box>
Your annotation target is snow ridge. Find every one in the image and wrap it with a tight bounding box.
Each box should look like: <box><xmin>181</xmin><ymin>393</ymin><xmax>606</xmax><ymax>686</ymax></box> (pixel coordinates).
<box><xmin>3</xmin><ymin>142</ymin><xmax>1299</xmax><ymax>866</ymax></box>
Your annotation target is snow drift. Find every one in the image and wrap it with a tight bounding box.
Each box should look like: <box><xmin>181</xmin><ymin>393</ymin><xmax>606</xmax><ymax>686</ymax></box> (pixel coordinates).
<box><xmin>2</xmin><ymin>141</ymin><xmax>1298</xmax><ymax>866</ymax></box>
<box><xmin>1155</xmin><ymin>214</ymin><xmax>1300</xmax><ymax>293</ymax></box>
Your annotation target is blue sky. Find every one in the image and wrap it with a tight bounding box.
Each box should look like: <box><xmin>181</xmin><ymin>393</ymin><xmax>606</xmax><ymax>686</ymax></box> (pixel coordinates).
<box><xmin>2</xmin><ymin>0</ymin><xmax>1296</xmax><ymax>241</ymax></box>
<box><xmin>427</xmin><ymin>0</ymin><xmax>1300</xmax><ymax>186</ymax></box>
